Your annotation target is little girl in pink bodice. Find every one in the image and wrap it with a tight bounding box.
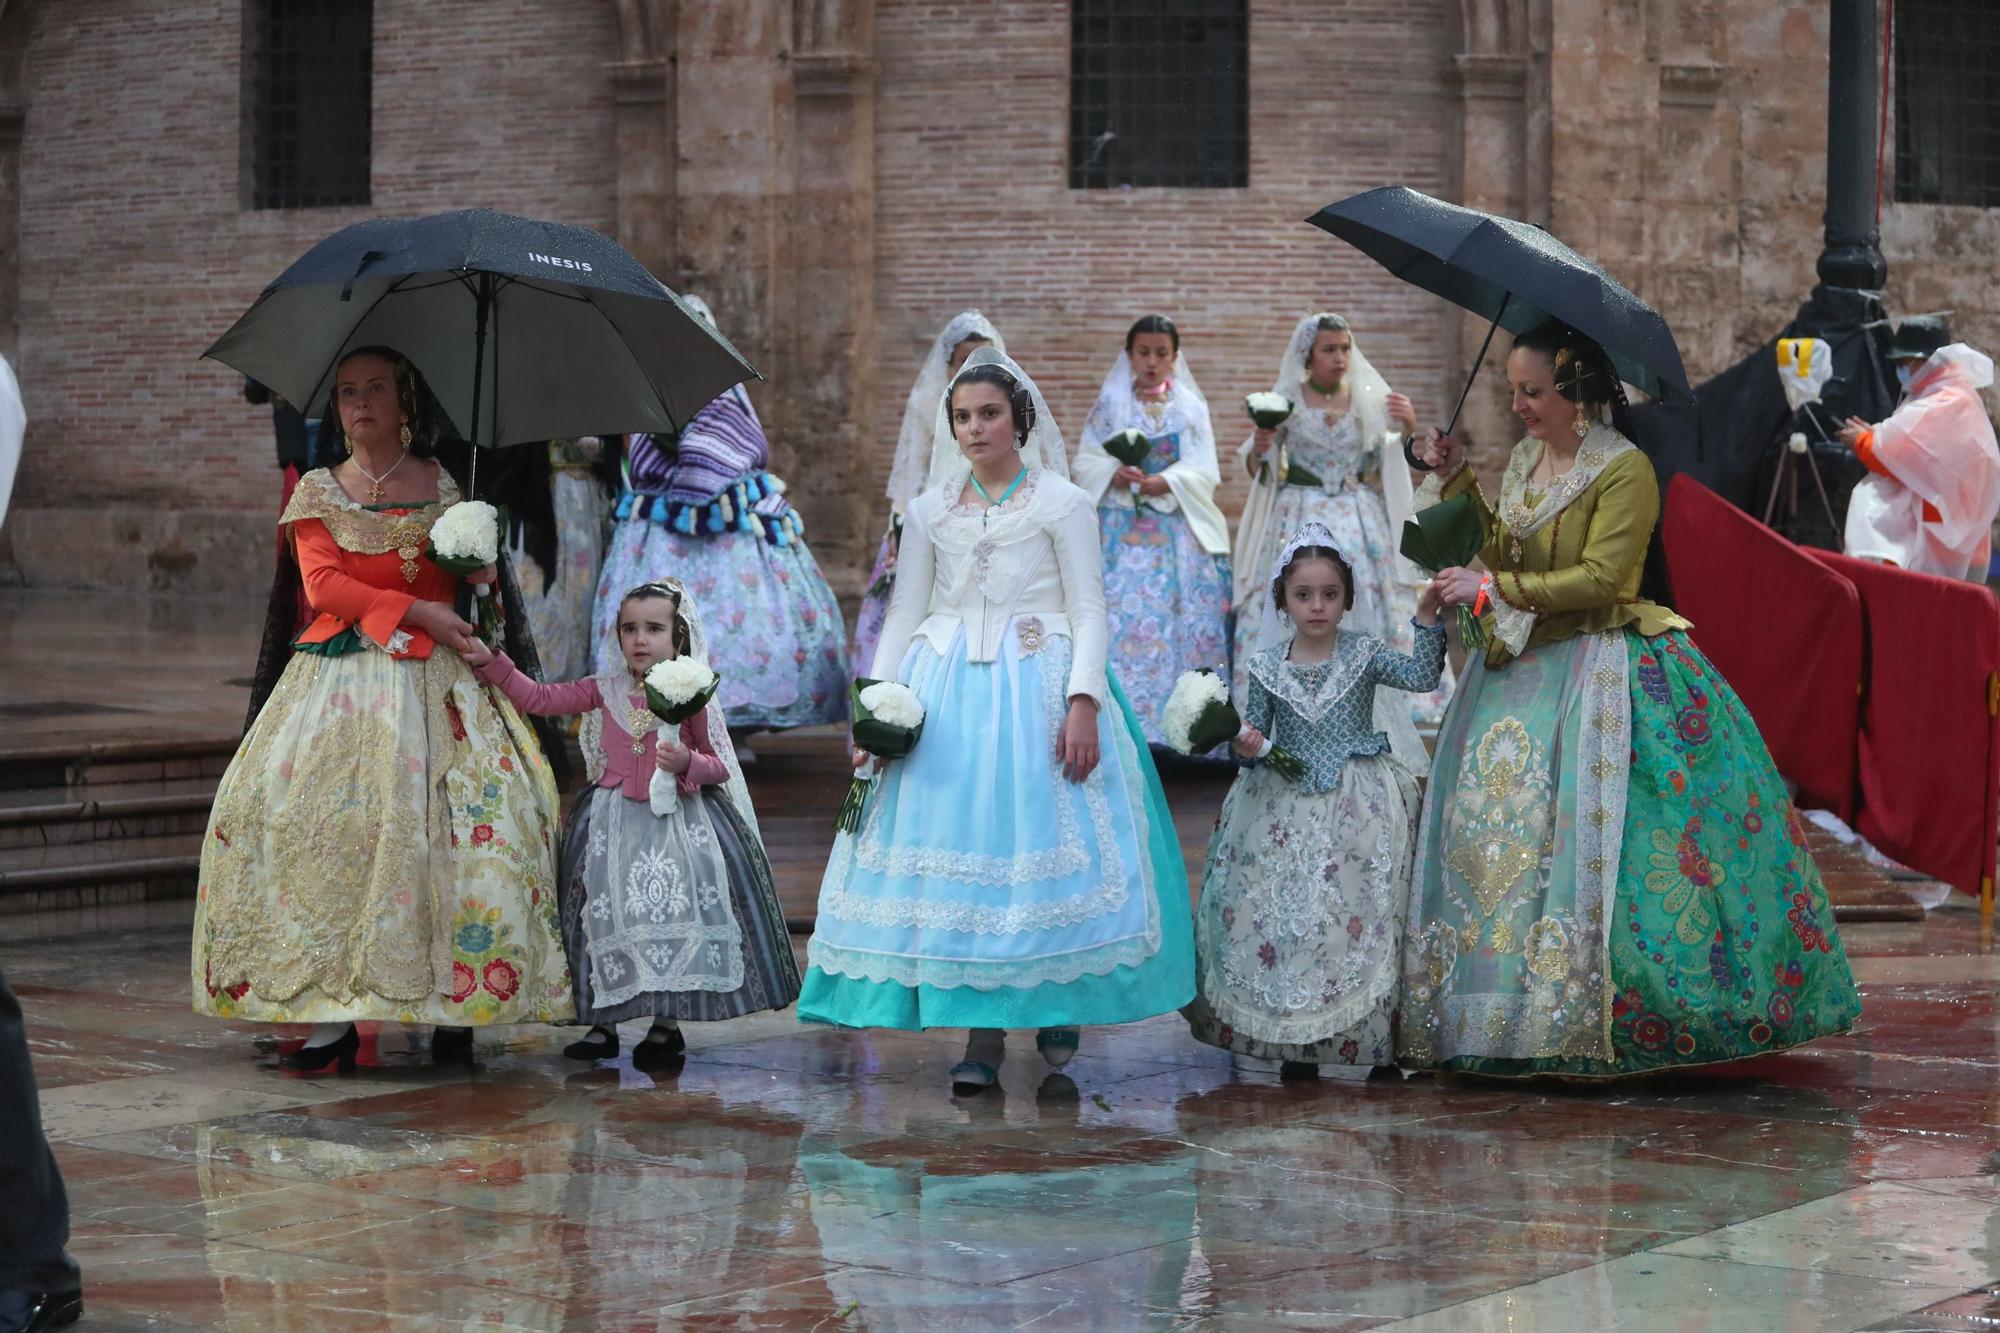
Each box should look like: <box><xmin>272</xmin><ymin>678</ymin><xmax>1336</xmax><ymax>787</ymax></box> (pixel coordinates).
<box><xmin>463</xmin><ymin>579</ymin><xmax>801</xmax><ymax>1068</ymax></box>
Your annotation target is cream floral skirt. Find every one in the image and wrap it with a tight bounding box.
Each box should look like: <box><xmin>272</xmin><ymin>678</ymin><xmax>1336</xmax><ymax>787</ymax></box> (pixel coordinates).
<box><xmin>193</xmin><ymin>644</ymin><xmax>572</xmax><ymax>1026</ymax></box>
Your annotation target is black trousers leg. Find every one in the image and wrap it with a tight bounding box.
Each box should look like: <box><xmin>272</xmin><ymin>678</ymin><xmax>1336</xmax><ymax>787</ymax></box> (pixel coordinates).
<box><xmin>0</xmin><ymin>964</ymin><xmax>80</xmax><ymax>1293</ymax></box>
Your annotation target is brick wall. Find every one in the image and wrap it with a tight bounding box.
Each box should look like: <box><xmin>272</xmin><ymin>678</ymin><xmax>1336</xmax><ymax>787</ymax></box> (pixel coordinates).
<box><xmin>861</xmin><ymin>0</ymin><xmax>1461</xmax><ymax>571</ymax></box>
<box><xmin>4</xmin><ymin>0</ymin><xmax>617</xmax><ymax>590</ymax></box>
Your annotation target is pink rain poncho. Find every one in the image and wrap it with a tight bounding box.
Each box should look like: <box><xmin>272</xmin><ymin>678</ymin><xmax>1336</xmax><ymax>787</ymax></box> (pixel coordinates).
<box><xmin>1845</xmin><ymin>344</ymin><xmax>2000</xmax><ymax>582</ymax></box>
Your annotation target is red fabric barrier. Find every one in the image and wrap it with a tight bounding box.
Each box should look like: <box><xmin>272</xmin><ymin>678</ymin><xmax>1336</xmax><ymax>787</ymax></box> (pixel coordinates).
<box><xmin>1810</xmin><ymin>550</ymin><xmax>2000</xmax><ymax>901</ymax></box>
<box><xmin>1662</xmin><ymin>475</ymin><xmax>1863</xmax><ymax>821</ymax></box>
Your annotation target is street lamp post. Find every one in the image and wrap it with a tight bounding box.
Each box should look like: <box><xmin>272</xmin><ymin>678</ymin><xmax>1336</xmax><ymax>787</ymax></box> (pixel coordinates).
<box><xmin>1817</xmin><ymin>0</ymin><xmax>1888</xmax><ymax>292</ymax></box>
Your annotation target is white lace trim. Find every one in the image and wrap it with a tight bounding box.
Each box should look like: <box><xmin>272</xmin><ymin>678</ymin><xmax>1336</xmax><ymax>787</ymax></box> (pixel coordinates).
<box><xmin>1499</xmin><ymin>423</ymin><xmax>1634</xmax><ymax>540</ymax></box>
<box><xmin>1489</xmin><ymin>595</ymin><xmax>1538</xmax><ymax>656</ymax></box>
<box><xmin>1246</xmin><ymin>634</ymin><xmax>1379</xmax><ymax>725</ymax></box>
<box><xmin>807</xmin><ymin>928</ymin><xmax>1162</xmax><ymax>993</ymax></box>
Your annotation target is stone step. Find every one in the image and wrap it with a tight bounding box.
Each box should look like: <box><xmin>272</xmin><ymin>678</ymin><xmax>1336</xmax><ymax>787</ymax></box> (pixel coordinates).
<box><xmin>0</xmin><ymin>785</ymin><xmax>218</xmax><ymax>851</ymax></box>
<box><xmin>0</xmin><ymin>736</ymin><xmax>239</xmax><ymax>794</ymax></box>
<box><xmin>0</xmin><ymin>831</ymin><xmax>203</xmax><ymax>916</ymax></box>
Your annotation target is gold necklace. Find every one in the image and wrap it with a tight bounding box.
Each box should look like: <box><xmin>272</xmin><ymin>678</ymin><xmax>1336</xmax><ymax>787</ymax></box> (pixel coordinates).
<box><xmin>349</xmin><ymin>450</ymin><xmax>409</xmax><ymax>503</ymax></box>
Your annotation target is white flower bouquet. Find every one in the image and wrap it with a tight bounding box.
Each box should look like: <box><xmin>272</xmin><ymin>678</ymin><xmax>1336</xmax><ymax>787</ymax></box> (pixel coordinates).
<box><xmin>426</xmin><ymin>500</ymin><xmax>501</xmax><ymax>576</ymax></box>
<box><xmin>1245</xmin><ymin>392</ymin><xmax>1294</xmax><ymax>430</ymax></box>
<box><xmin>642</xmin><ymin>656</ymin><xmax>722</xmax><ymax>816</ymax></box>
<box><xmin>836</xmin><ymin>677</ymin><xmax>926</xmax><ymax>833</ymax></box>
<box><xmin>1162</xmin><ymin>668</ymin><xmax>1305</xmax><ymax>782</ymax></box>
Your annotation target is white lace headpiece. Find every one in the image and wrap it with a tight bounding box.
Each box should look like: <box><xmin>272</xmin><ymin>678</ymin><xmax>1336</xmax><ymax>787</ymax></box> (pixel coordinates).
<box><xmin>1270</xmin><ymin>520</ymin><xmax>1348</xmax><ymax>586</ymax></box>
<box><xmin>926</xmin><ymin>346</ymin><xmax>1069</xmax><ymax>495</ymax></box>
<box><xmin>1271</xmin><ymin>312</ymin><xmax>1390</xmax><ymax>428</ymax></box>
<box><xmin>888</xmin><ymin>311</ymin><xmax>1005</xmax><ymax>512</ymax></box>
<box><xmin>1088</xmin><ymin>347</ymin><xmax>1206</xmax><ymax>429</ymax></box>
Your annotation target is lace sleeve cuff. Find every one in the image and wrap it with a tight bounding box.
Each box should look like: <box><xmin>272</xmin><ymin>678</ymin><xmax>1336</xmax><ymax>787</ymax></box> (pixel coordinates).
<box><xmin>1488</xmin><ymin>583</ymin><xmax>1537</xmax><ymax>655</ymax></box>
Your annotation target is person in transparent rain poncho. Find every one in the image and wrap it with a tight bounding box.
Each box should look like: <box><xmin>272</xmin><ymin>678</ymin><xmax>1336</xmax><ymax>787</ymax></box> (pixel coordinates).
<box><xmin>1072</xmin><ymin>315</ymin><xmax>1233</xmax><ymax>754</ymax></box>
<box><xmin>1183</xmin><ymin>522</ymin><xmax>1443</xmax><ymax>1080</ymax></box>
<box><xmin>855</xmin><ymin>310</ymin><xmax>1005</xmax><ymax>670</ymax></box>
<box><xmin>1232</xmin><ymin>313</ymin><xmax>1453</xmax><ymax>769</ymax></box>
<box><xmin>465</xmin><ymin>579</ymin><xmax>800</xmax><ymax>1068</ymax></box>
<box><xmin>799</xmin><ymin>348</ymin><xmax>1194</xmax><ymax>1094</ymax></box>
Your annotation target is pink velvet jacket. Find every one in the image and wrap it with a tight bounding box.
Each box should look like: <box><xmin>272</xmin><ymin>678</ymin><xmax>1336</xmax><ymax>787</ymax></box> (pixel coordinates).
<box><xmin>474</xmin><ymin>652</ymin><xmax>728</xmax><ymax>800</ymax></box>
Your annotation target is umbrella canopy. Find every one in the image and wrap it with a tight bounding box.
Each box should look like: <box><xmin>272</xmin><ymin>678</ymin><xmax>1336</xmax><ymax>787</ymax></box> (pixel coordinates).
<box><xmin>204</xmin><ymin>208</ymin><xmax>757</xmax><ymax>448</ymax></box>
<box><xmin>1308</xmin><ymin>186</ymin><xmax>1691</xmax><ymax>407</ymax></box>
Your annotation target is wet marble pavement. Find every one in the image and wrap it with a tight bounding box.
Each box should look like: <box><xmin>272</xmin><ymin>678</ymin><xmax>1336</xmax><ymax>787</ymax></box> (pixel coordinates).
<box><xmin>1</xmin><ymin>900</ymin><xmax>1997</xmax><ymax>1331</ymax></box>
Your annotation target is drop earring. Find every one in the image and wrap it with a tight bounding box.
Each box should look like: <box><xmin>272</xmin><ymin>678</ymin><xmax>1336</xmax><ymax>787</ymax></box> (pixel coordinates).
<box><xmin>1570</xmin><ymin>402</ymin><xmax>1590</xmax><ymax>437</ymax></box>
<box><xmin>399</xmin><ymin>418</ymin><xmax>413</xmax><ymax>449</ymax></box>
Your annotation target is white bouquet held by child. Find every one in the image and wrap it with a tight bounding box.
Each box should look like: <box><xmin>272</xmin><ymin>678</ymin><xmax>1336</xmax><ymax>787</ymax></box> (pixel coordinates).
<box><xmin>643</xmin><ymin>656</ymin><xmax>722</xmax><ymax>816</ymax></box>
<box><xmin>1163</xmin><ymin>668</ymin><xmax>1306</xmax><ymax>782</ymax></box>
<box><xmin>837</xmin><ymin>678</ymin><xmax>926</xmax><ymax>833</ymax></box>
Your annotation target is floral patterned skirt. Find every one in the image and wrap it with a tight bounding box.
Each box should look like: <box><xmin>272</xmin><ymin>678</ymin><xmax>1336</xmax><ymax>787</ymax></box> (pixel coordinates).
<box><xmin>193</xmin><ymin>646</ymin><xmax>572</xmax><ymax>1026</ymax></box>
<box><xmin>1099</xmin><ymin>501</ymin><xmax>1232</xmax><ymax>752</ymax></box>
<box><xmin>1398</xmin><ymin>629</ymin><xmax>1861</xmax><ymax>1077</ymax></box>
<box><xmin>1184</xmin><ymin>754</ymin><xmax>1419</xmax><ymax>1067</ymax></box>
<box><xmin>593</xmin><ymin>514</ymin><xmax>850</xmax><ymax>732</ymax></box>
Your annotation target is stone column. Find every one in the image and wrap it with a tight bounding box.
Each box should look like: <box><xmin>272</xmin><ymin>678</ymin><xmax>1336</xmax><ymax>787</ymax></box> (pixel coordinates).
<box><xmin>785</xmin><ymin>0</ymin><xmax>876</xmax><ymax>584</ymax></box>
<box><xmin>1448</xmin><ymin>0</ymin><xmax>1543</xmax><ymax>466</ymax></box>
<box><xmin>608</xmin><ymin>0</ymin><xmax>676</xmax><ymax>283</ymax></box>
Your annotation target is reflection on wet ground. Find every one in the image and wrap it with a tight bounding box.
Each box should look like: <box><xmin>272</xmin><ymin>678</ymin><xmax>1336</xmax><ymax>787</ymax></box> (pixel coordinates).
<box><xmin>7</xmin><ymin>898</ymin><xmax>2000</xmax><ymax>1331</ymax></box>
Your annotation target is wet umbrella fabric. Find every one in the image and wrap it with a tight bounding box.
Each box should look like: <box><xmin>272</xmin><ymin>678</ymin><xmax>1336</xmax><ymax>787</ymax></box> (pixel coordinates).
<box><xmin>1308</xmin><ymin>186</ymin><xmax>1692</xmax><ymax>431</ymax></box>
<box><xmin>204</xmin><ymin>208</ymin><xmax>756</xmax><ymax>449</ymax></box>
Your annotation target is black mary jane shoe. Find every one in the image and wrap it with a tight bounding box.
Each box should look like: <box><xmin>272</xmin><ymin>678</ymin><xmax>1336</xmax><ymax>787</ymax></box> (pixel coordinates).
<box><xmin>0</xmin><ymin>1287</ymin><xmax>84</xmax><ymax>1333</ymax></box>
<box><xmin>276</xmin><ymin>1025</ymin><xmax>358</xmax><ymax>1074</ymax></box>
<box><xmin>1279</xmin><ymin>1060</ymin><xmax>1322</xmax><ymax>1081</ymax></box>
<box><xmin>563</xmin><ymin>1028</ymin><xmax>620</xmax><ymax>1061</ymax></box>
<box><xmin>431</xmin><ymin>1026</ymin><xmax>475</xmax><ymax>1066</ymax></box>
<box><xmin>631</xmin><ymin>1024</ymin><xmax>686</xmax><ymax>1070</ymax></box>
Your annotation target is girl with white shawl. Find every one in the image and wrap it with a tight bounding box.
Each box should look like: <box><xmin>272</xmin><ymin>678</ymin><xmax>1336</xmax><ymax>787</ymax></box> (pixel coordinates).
<box><xmin>854</xmin><ymin>311</ymin><xmax>1005</xmax><ymax>670</ymax></box>
<box><xmin>1073</xmin><ymin>315</ymin><xmax>1234</xmax><ymax>752</ymax></box>
<box><xmin>1232</xmin><ymin>313</ymin><xmax>1452</xmax><ymax>767</ymax></box>
<box><xmin>800</xmin><ymin>347</ymin><xmax>1194</xmax><ymax>1094</ymax></box>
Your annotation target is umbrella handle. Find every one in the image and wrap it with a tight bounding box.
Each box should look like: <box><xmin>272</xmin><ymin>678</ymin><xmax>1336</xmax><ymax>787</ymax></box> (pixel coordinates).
<box><xmin>1407</xmin><ymin>294</ymin><xmax>1513</xmax><ymax>473</ymax></box>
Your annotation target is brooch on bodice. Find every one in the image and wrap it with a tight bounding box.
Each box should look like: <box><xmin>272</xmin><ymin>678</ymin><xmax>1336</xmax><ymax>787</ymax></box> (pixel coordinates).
<box><xmin>1016</xmin><ymin>616</ymin><xmax>1046</xmax><ymax>656</ymax></box>
<box><xmin>388</xmin><ymin>516</ymin><xmax>429</xmax><ymax>584</ymax></box>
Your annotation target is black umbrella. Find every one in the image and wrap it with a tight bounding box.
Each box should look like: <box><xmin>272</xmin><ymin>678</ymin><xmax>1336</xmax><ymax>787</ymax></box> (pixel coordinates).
<box><xmin>1308</xmin><ymin>186</ymin><xmax>1692</xmax><ymax>438</ymax></box>
<box><xmin>204</xmin><ymin>208</ymin><xmax>757</xmax><ymax>470</ymax></box>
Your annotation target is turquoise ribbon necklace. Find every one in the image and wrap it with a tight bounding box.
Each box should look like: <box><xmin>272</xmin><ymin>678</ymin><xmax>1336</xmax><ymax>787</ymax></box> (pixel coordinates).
<box><xmin>969</xmin><ymin>464</ymin><xmax>1027</xmax><ymax>513</ymax></box>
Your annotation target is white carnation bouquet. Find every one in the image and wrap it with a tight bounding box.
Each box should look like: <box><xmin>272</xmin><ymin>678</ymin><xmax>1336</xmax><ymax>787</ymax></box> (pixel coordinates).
<box><xmin>642</xmin><ymin>656</ymin><xmax>722</xmax><ymax>815</ymax></box>
<box><xmin>1162</xmin><ymin>668</ymin><xmax>1305</xmax><ymax>782</ymax></box>
<box><xmin>836</xmin><ymin>677</ymin><xmax>926</xmax><ymax>833</ymax></box>
<box><xmin>425</xmin><ymin>498</ymin><xmax>504</xmax><ymax>636</ymax></box>
<box><xmin>426</xmin><ymin>499</ymin><xmax>500</xmax><ymax>574</ymax></box>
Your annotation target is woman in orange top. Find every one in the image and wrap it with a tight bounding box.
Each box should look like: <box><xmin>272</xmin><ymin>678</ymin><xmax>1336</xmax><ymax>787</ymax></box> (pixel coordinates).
<box><xmin>192</xmin><ymin>347</ymin><xmax>572</xmax><ymax>1070</ymax></box>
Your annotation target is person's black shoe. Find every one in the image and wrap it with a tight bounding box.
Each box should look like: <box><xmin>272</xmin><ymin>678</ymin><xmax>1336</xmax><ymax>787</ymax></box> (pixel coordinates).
<box><xmin>276</xmin><ymin>1025</ymin><xmax>358</xmax><ymax>1073</ymax></box>
<box><xmin>631</xmin><ymin>1023</ymin><xmax>685</xmax><ymax>1070</ymax></box>
<box><xmin>562</xmin><ymin>1027</ymin><xmax>619</xmax><ymax>1061</ymax></box>
<box><xmin>431</xmin><ymin>1026</ymin><xmax>475</xmax><ymax>1066</ymax></box>
<box><xmin>1279</xmin><ymin>1060</ymin><xmax>1321</xmax><ymax>1080</ymax></box>
<box><xmin>0</xmin><ymin>1287</ymin><xmax>84</xmax><ymax>1333</ymax></box>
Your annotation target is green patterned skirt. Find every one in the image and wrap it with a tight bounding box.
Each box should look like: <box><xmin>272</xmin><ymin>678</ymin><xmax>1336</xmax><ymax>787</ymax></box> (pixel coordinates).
<box><xmin>1398</xmin><ymin>628</ymin><xmax>1860</xmax><ymax>1077</ymax></box>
